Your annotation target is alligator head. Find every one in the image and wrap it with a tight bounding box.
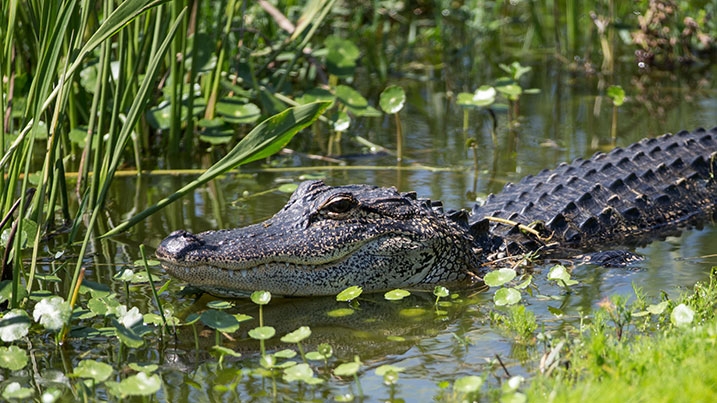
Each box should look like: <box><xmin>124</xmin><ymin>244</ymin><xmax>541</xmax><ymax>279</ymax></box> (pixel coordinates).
<box><xmin>156</xmin><ymin>180</ymin><xmax>484</xmax><ymax>297</ymax></box>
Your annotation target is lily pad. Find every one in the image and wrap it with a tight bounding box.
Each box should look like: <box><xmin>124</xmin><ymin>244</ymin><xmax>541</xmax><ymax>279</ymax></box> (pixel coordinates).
<box><xmin>251</xmin><ymin>290</ymin><xmax>272</xmax><ymax>305</ymax></box>
<box><xmin>280</xmin><ymin>326</ymin><xmax>311</xmax><ymax>343</ymax></box>
<box><xmin>216</xmin><ymin>98</ymin><xmax>261</xmax><ymax>124</ymax></box>
<box><xmin>494</xmin><ymin>287</ymin><xmax>522</xmax><ymax>306</ymax></box>
<box><xmin>484</xmin><ymin>268</ymin><xmax>517</xmax><ymax>287</ymax></box>
<box><xmin>0</xmin><ymin>345</ymin><xmax>29</xmax><ymax>371</ymax></box>
<box><xmin>433</xmin><ymin>286</ymin><xmax>450</xmax><ymax>298</ymax></box>
<box><xmin>107</xmin><ymin>372</ymin><xmax>161</xmax><ymax>398</ymax></box>
<box><xmin>384</xmin><ymin>289</ymin><xmax>411</xmax><ymax>301</ymax></box>
<box><xmin>607</xmin><ymin>85</ymin><xmax>626</xmax><ymax>106</ymax></box>
<box><xmin>200</xmin><ymin>309</ymin><xmax>240</xmax><ymax>333</ymax></box>
<box><xmin>379</xmin><ymin>85</ymin><xmax>406</xmax><ymax>114</ymax></box>
<box><xmin>74</xmin><ymin>360</ymin><xmax>113</xmax><ymax>383</ymax></box>
<box><xmin>336</xmin><ymin>286</ymin><xmax>362</xmax><ymax>302</ymax></box>
<box><xmin>248</xmin><ymin>326</ymin><xmax>276</xmax><ymax>340</ymax></box>
<box><xmin>453</xmin><ymin>375</ymin><xmax>483</xmax><ymax>394</ymax></box>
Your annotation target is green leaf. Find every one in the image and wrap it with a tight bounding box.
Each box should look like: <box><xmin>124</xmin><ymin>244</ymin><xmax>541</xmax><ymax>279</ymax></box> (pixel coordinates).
<box><xmin>453</xmin><ymin>375</ymin><xmax>483</xmax><ymax>394</ymax></box>
<box><xmin>647</xmin><ymin>301</ymin><xmax>669</xmax><ymax>315</ymax></box>
<box><xmin>200</xmin><ymin>309</ymin><xmax>240</xmax><ymax>333</ymax></box>
<box><xmin>0</xmin><ymin>346</ymin><xmax>29</xmax><ymax>371</ymax></box>
<box><xmin>113</xmin><ymin>319</ymin><xmax>144</xmax><ymax>348</ymax></box>
<box><xmin>671</xmin><ymin>303</ymin><xmax>694</xmax><ymax>327</ymax></box>
<box><xmin>212</xmin><ymin>345</ymin><xmax>242</xmax><ymax>358</ymax></box>
<box><xmin>484</xmin><ymin>268</ymin><xmax>517</xmax><ymax>287</ymax></box>
<box><xmin>379</xmin><ymin>85</ymin><xmax>406</xmax><ymax>114</ymax></box>
<box><xmin>375</xmin><ymin>364</ymin><xmax>405</xmax><ymax>376</ymax></box>
<box><xmin>547</xmin><ymin>264</ymin><xmax>578</xmax><ymax>287</ymax></box>
<box><xmin>433</xmin><ymin>286</ymin><xmax>450</xmax><ymax>298</ymax></box>
<box><xmin>0</xmin><ymin>310</ymin><xmax>31</xmax><ymax>342</ymax></box>
<box><xmin>107</xmin><ymin>373</ymin><xmax>161</xmax><ymax>398</ymax></box>
<box><xmin>494</xmin><ymin>288</ymin><xmax>522</xmax><ymax>306</ymax></box>
<box><xmin>334</xmin><ymin>357</ymin><xmax>362</xmax><ymax>377</ymax></box>
<box><xmin>607</xmin><ymin>85</ymin><xmax>626</xmax><ymax>106</ymax></box>
<box><xmin>335</xmin><ymin>85</ymin><xmax>380</xmax><ymax>117</ymax></box>
<box><xmin>283</xmin><ymin>363</ymin><xmax>323</xmax><ymax>384</ymax></box>
<box><xmin>251</xmin><ymin>290</ymin><xmax>272</xmax><ymax>305</ymax></box>
<box><xmin>326</xmin><ymin>36</ymin><xmax>360</xmax><ymax>78</ymax></box>
<box><xmin>248</xmin><ymin>326</ymin><xmax>276</xmax><ymax>340</ymax></box>
<box><xmin>103</xmin><ymin>101</ymin><xmax>331</xmax><ymax>237</ymax></box>
<box><xmin>384</xmin><ymin>289</ymin><xmax>411</xmax><ymax>301</ymax></box>
<box><xmin>216</xmin><ymin>98</ymin><xmax>261</xmax><ymax>124</ymax></box>
<box><xmin>336</xmin><ymin>286</ymin><xmax>363</xmax><ymax>301</ymax></box>
<box><xmin>33</xmin><ymin>296</ymin><xmax>71</xmax><ymax>331</ymax></box>
<box><xmin>74</xmin><ymin>360</ymin><xmax>113</xmax><ymax>383</ymax></box>
<box><xmin>2</xmin><ymin>382</ymin><xmax>33</xmax><ymax>399</ymax></box>
<box><xmin>280</xmin><ymin>326</ymin><xmax>311</xmax><ymax>343</ymax></box>
<box><xmin>326</xmin><ymin>308</ymin><xmax>355</xmax><ymax>317</ymax></box>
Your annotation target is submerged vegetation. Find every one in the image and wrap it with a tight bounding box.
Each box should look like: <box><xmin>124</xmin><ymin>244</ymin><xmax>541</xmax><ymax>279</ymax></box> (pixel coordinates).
<box><xmin>1</xmin><ymin>0</ymin><xmax>716</xmax><ymax>401</ymax></box>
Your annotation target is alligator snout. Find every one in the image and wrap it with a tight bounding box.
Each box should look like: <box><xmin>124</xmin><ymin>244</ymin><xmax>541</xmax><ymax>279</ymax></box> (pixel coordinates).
<box><xmin>156</xmin><ymin>230</ymin><xmax>204</xmax><ymax>261</ymax></box>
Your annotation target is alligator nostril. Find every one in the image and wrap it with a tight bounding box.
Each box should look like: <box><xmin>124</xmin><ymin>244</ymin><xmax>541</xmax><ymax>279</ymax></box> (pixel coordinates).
<box><xmin>157</xmin><ymin>230</ymin><xmax>204</xmax><ymax>260</ymax></box>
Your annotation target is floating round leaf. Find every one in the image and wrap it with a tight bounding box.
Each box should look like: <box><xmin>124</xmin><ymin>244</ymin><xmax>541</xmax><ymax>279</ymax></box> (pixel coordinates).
<box><xmin>494</xmin><ymin>287</ymin><xmax>521</xmax><ymax>306</ymax></box>
<box><xmin>483</xmin><ymin>268</ymin><xmax>517</xmax><ymax>287</ymax></box>
<box><xmin>280</xmin><ymin>326</ymin><xmax>312</xmax><ymax>343</ymax></box>
<box><xmin>379</xmin><ymin>85</ymin><xmax>406</xmax><ymax>114</ymax></box>
<box><xmin>0</xmin><ymin>346</ymin><xmax>29</xmax><ymax>371</ymax></box>
<box><xmin>248</xmin><ymin>325</ymin><xmax>276</xmax><ymax>340</ymax></box>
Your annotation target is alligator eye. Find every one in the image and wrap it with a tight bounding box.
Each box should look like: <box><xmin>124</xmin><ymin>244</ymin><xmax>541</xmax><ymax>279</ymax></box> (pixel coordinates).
<box><xmin>320</xmin><ymin>194</ymin><xmax>358</xmax><ymax>217</ymax></box>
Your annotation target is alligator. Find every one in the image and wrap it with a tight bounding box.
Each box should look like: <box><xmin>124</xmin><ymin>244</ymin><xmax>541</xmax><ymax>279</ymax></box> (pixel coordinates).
<box><xmin>156</xmin><ymin>127</ymin><xmax>717</xmax><ymax>297</ymax></box>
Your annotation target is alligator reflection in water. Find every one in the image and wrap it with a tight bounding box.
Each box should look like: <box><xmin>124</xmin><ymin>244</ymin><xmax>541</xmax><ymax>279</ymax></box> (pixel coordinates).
<box><xmin>165</xmin><ymin>292</ymin><xmax>476</xmax><ymax>366</ymax></box>
<box><xmin>156</xmin><ymin>128</ymin><xmax>717</xmax><ymax>297</ymax></box>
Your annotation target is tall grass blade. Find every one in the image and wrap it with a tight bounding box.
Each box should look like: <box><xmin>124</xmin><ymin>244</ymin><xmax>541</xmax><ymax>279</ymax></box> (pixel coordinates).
<box><xmin>103</xmin><ymin>100</ymin><xmax>332</xmax><ymax>237</ymax></box>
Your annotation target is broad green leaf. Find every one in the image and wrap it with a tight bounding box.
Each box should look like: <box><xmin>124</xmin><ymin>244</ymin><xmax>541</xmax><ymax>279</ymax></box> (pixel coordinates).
<box><xmin>453</xmin><ymin>375</ymin><xmax>483</xmax><ymax>394</ymax></box>
<box><xmin>379</xmin><ymin>86</ymin><xmax>406</xmax><ymax>114</ymax></box>
<box><xmin>0</xmin><ymin>346</ymin><xmax>28</xmax><ymax>371</ymax></box>
<box><xmin>33</xmin><ymin>296</ymin><xmax>71</xmax><ymax>331</ymax></box>
<box><xmin>335</xmin><ymin>85</ymin><xmax>380</xmax><ymax>117</ymax></box>
<box><xmin>200</xmin><ymin>309</ymin><xmax>240</xmax><ymax>333</ymax></box>
<box><xmin>671</xmin><ymin>303</ymin><xmax>694</xmax><ymax>327</ymax></box>
<box><xmin>547</xmin><ymin>264</ymin><xmax>578</xmax><ymax>287</ymax></box>
<box><xmin>0</xmin><ymin>310</ymin><xmax>31</xmax><ymax>342</ymax></box>
<box><xmin>283</xmin><ymin>363</ymin><xmax>323</xmax><ymax>384</ymax></box>
<box><xmin>113</xmin><ymin>320</ymin><xmax>144</xmax><ymax>348</ymax></box>
<box><xmin>74</xmin><ymin>360</ymin><xmax>113</xmax><ymax>383</ymax></box>
<box><xmin>326</xmin><ymin>36</ymin><xmax>360</xmax><ymax>78</ymax></box>
<box><xmin>107</xmin><ymin>372</ymin><xmax>161</xmax><ymax>398</ymax></box>
<box><xmin>484</xmin><ymin>268</ymin><xmax>517</xmax><ymax>287</ymax></box>
<box><xmin>2</xmin><ymin>382</ymin><xmax>33</xmax><ymax>399</ymax></box>
<box><xmin>334</xmin><ymin>357</ymin><xmax>362</xmax><ymax>377</ymax></box>
<box><xmin>251</xmin><ymin>290</ymin><xmax>272</xmax><ymax>305</ymax></box>
<box><xmin>248</xmin><ymin>326</ymin><xmax>276</xmax><ymax>340</ymax></box>
<box><xmin>212</xmin><ymin>346</ymin><xmax>241</xmax><ymax>358</ymax></box>
<box><xmin>384</xmin><ymin>289</ymin><xmax>411</xmax><ymax>301</ymax></box>
<box><xmin>326</xmin><ymin>308</ymin><xmax>355</xmax><ymax>317</ymax></box>
<box><xmin>607</xmin><ymin>85</ymin><xmax>626</xmax><ymax>106</ymax></box>
<box><xmin>103</xmin><ymin>100</ymin><xmax>331</xmax><ymax>237</ymax></box>
<box><xmin>336</xmin><ymin>286</ymin><xmax>362</xmax><ymax>301</ymax></box>
<box><xmin>647</xmin><ymin>301</ymin><xmax>669</xmax><ymax>315</ymax></box>
<box><xmin>281</xmin><ymin>326</ymin><xmax>311</xmax><ymax>343</ymax></box>
<box><xmin>274</xmin><ymin>349</ymin><xmax>297</xmax><ymax>359</ymax></box>
<box><xmin>433</xmin><ymin>286</ymin><xmax>450</xmax><ymax>298</ymax></box>
<box><xmin>494</xmin><ymin>287</ymin><xmax>521</xmax><ymax>306</ymax></box>
<box><xmin>216</xmin><ymin>98</ymin><xmax>261</xmax><ymax>124</ymax></box>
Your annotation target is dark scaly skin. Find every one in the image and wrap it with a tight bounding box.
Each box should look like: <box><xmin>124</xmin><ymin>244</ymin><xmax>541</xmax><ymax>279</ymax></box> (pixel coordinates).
<box><xmin>156</xmin><ymin>127</ymin><xmax>717</xmax><ymax>297</ymax></box>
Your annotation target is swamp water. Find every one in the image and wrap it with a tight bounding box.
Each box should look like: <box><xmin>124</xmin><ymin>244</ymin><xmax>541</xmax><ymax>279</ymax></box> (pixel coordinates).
<box><xmin>67</xmin><ymin>59</ymin><xmax>717</xmax><ymax>401</ymax></box>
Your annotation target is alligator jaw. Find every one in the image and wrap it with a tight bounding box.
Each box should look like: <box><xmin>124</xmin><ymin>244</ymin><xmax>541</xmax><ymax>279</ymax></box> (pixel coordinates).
<box><xmin>155</xmin><ymin>181</ymin><xmax>482</xmax><ymax>297</ymax></box>
<box><xmin>156</xmin><ymin>230</ymin><xmax>442</xmax><ymax>297</ymax></box>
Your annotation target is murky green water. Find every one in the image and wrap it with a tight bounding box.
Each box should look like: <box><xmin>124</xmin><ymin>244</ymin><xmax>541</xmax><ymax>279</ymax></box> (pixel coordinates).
<box><xmin>83</xmin><ymin>56</ymin><xmax>717</xmax><ymax>400</ymax></box>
